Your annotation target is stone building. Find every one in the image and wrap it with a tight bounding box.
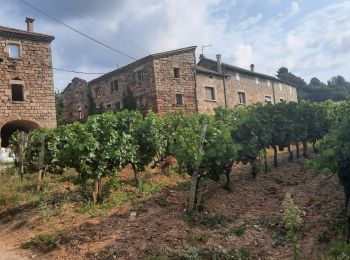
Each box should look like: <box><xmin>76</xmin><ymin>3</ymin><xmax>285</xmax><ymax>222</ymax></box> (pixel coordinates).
<box><xmin>63</xmin><ymin>46</ymin><xmax>297</xmax><ymax>122</ymax></box>
<box><xmin>0</xmin><ymin>18</ymin><xmax>56</xmax><ymax>147</ymax></box>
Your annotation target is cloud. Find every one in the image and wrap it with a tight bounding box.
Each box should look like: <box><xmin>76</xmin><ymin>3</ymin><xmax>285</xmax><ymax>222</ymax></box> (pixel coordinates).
<box><xmin>0</xmin><ymin>0</ymin><xmax>349</xmax><ymax>90</ymax></box>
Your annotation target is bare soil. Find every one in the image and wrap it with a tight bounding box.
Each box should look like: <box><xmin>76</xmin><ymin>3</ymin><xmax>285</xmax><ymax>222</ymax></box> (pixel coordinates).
<box><xmin>0</xmin><ymin>153</ymin><xmax>344</xmax><ymax>259</ymax></box>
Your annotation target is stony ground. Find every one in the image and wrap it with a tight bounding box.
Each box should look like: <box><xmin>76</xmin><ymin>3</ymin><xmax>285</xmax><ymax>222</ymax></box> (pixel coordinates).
<box><xmin>0</xmin><ymin>153</ymin><xmax>344</xmax><ymax>259</ymax></box>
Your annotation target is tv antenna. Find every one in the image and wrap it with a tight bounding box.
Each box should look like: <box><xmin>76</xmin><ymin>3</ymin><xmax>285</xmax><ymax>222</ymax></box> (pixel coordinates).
<box><xmin>201</xmin><ymin>44</ymin><xmax>212</xmax><ymax>55</ymax></box>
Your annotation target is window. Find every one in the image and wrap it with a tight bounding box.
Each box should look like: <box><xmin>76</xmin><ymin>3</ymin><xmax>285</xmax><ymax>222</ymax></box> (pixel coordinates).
<box><xmin>115</xmin><ymin>102</ymin><xmax>121</xmax><ymax>110</ymax></box>
<box><xmin>267</xmin><ymin>80</ymin><xmax>271</xmax><ymax>87</ymax></box>
<box><xmin>106</xmin><ymin>104</ymin><xmax>112</xmax><ymax>109</ymax></box>
<box><xmin>137</xmin><ymin>96</ymin><xmax>145</xmax><ymax>108</ymax></box>
<box><xmin>8</xmin><ymin>44</ymin><xmax>20</xmax><ymax>59</ymax></box>
<box><xmin>238</xmin><ymin>92</ymin><xmax>246</xmax><ymax>105</ymax></box>
<box><xmin>255</xmin><ymin>77</ymin><xmax>259</xmax><ymax>84</ymax></box>
<box><xmin>11</xmin><ymin>84</ymin><xmax>24</xmax><ymax>101</ymax></box>
<box><xmin>279</xmin><ymin>83</ymin><xmax>282</xmax><ymax>91</ymax></box>
<box><xmin>265</xmin><ymin>95</ymin><xmax>272</xmax><ymax>104</ymax></box>
<box><xmin>174</xmin><ymin>68</ymin><xmax>180</xmax><ymax>79</ymax></box>
<box><xmin>235</xmin><ymin>73</ymin><xmax>240</xmax><ymax>80</ymax></box>
<box><xmin>78</xmin><ymin>106</ymin><xmax>82</xmax><ymax>119</ymax></box>
<box><xmin>175</xmin><ymin>93</ymin><xmax>183</xmax><ymax>106</ymax></box>
<box><xmin>280</xmin><ymin>98</ymin><xmax>285</xmax><ymax>102</ymax></box>
<box><xmin>289</xmin><ymin>86</ymin><xmax>292</xmax><ymax>94</ymax></box>
<box><xmin>204</xmin><ymin>86</ymin><xmax>215</xmax><ymax>101</ymax></box>
<box><xmin>134</xmin><ymin>70</ymin><xmax>144</xmax><ymax>82</ymax></box>
<box><xmin>110</xmin><ymin>80</ymin><xmax>119</xmax><ymax>92</ymax></box>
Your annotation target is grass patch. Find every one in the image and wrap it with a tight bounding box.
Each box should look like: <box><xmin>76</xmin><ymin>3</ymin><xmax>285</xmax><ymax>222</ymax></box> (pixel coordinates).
<box><xmin>170</xmin><ymin>246</ymin><xmax>251</xmax><ymax>260</ymax></box>
<box><xmin>329</xmin><ymin>239</ymin><xmax>350</xmax><ymax>259</ymax></box>
<box><xmin>22</xmin><ymin>229</ymin><xmax>66</xmax><ymax>253</ymax></box>
<box><xmin>226</xmin><ymin>225</ymin><xmax>246</xmax><ymax>237</ymax></box>
<box><xmin>186</xmin><ymin>233</ymin><xmax>207</xmax><ymax>247</ymax></box>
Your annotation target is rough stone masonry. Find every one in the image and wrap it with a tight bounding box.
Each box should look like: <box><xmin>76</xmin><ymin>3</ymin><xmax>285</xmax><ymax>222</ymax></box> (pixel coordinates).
<box><xmin>0</xmin><ymin>18</ymin><xmax>56</xmax><ymax>146</ymax></box>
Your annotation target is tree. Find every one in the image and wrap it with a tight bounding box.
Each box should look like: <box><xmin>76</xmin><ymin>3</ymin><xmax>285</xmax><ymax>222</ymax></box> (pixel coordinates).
<box><xmin>55</xmin><ymin>91</ymin><xmax>64</xmax><ymax>125</ymax></box>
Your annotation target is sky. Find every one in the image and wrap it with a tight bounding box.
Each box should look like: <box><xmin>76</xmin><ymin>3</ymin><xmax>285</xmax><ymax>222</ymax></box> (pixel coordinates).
<box><xmin>0</xmin><ymin>0</ymin><xmax>349</xmax><ymax>91</ymax></box>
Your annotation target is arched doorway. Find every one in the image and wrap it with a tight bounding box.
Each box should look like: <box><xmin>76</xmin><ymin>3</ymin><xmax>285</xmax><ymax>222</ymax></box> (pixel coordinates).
<box><xmin>0</xmin><ymin>120</ymin><xmax>39</xmax><ymax>147</ymax></box>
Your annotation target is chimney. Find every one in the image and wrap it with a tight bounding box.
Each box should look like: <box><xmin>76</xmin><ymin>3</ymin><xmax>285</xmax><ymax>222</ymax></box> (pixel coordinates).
<box><xmin>25</xmin><ymin>17</ymin><xmax>35</xmax><ymax>32</ymax></box>
<box><xmin>216</xmin><ymin>54</ymin><xmax>222</xmax><ymax>74</ymax></box>
<box><xmin>250</xmin><ymin>64</ymin><xmax>255</xmax><ymax>72</ymax></box>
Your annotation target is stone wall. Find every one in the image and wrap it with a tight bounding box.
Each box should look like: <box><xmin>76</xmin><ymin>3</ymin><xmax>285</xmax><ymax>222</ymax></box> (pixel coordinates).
<box><xmin>62</xmin><ymin>77</ymin><xmax>89</xmax><ymax>123</ymax></box>
<box><xmin>153</xmin><ymin>51</ymin><xmax>197</xmax><ymax>116</ymax></box>
<box><xmin>0</xmin><ymin>30</ymin><xmax>56</xmax><ymax>143</ymax></box>
<box><xmin>89</xmin><ymin>58</ymin><xmax>158</xmax><ymax>113</ymax></box>
<box><xmin>196</xmin><ymin>59</ymin><xmax>298</xmax><ymax>114</ymax></box>
<box><xmin>196</xmin><ymin>72</ymin><xmax>225</xmax><ymax>114</ymax></box>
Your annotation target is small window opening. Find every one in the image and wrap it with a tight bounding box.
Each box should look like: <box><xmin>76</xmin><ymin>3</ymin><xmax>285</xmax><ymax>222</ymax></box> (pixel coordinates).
<box><xmin>176</xmin><ymin>94</ymin><xmax>183</xmax><ymax>106</ymax></box>
<box><xmin>110</xmin><ymin>80</ymin><xmax>119</xmax><ymax>92</ymax></box>
<box><xmin>8</xmin><ymin>44</ymin><xmax>20</xmax><ymax>59</ymax></box>
<box><xmin>174</xmin><ymin>68</ymin><xmax>180</xmax><ymax>79</ymax></box>
<box><xmin>11</xmin><ymin>84</ymin><xmax>24</xmax><ymax>101</ymax></box>
<box><xmin>265</xmin><ymin>95</ymin><xmax>272</xmax><ymax>104</ymax></box>
<box><xmin>238</xmin><ymin>92</ymin><xmax>246</xmax><ymax>105</ymax></box>
<box><xmin>204</xmin><ymin>86</ymin><xmax>215</xmax><ymax>101</ymax></box>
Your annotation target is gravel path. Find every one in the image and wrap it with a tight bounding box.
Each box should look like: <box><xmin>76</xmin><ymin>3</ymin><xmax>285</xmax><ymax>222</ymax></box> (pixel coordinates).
<box><xmin>0</xmin><ymin>243</ymin><xmax>28</xmax><ymax>260</ymax></box>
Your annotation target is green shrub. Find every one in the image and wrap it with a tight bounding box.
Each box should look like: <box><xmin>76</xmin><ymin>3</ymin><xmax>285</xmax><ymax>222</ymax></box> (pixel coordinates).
<box><xmin>22</xmin><ymin>229</ymin><xmax>66</xmax><ymax>253</ymax></box>
<box><xmin>329</xmin><ymin>239</ymin><xmax>350</xmax><ymax>259</ymax></box>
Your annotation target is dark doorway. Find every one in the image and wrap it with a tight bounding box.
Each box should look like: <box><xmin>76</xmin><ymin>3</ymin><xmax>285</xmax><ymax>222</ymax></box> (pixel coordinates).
<box><xmin>1</xmin><ymin>120</ymin><xmax>39</xmax><ymax>147</ymax></box>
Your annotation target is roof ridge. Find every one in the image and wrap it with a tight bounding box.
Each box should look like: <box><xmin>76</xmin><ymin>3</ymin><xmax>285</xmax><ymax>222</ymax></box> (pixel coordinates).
<box><xmin>198</xmin><ymin>57</ymin><xmax>296</xmax><ymax>85</ymax></box>
<box><xmin>89</xmin><ymin>46</ymin><xmax>197</xmax><ymax>84</ymax></box>
<box><xmin>0</xmin><ymin>25</ymin><xmax>55</xmax><ymax>42</ymax></box>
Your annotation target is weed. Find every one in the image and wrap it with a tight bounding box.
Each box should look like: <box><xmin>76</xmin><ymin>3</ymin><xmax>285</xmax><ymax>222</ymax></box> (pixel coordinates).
<box><xmin>22</xmin><ymin>229</ymin><xmax>66</xmax><ymax>253</ymax></box>
<box><xmin>227</xmin><ymin>225</ymin><xmax>246</xmax><ymax>237</ymax></box>
<box><xmin>329</xmin><ymin>239</ymin><xmax>350</xmax><ymax>259</ymax></box>
<box><xmin>186</xmin><ymin>233</ymin><xmax>207</xmax><ymax>246</ymax></box>
<box><xmin>315</xmin><ymin>231</ymin><xmax>331</xmax><ymax>244</ymax></box>
<box><xmin>272</xmin><ymin>230</ymin><xmax>289</xmax><ymax>247</ymax></box>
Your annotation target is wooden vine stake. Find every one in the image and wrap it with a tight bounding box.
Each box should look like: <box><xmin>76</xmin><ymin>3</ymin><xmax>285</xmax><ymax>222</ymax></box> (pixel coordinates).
<box><xmin>188</xmin><ymin>122</ymin><xmax>207</xmax><ymax>213</ymax></box>
<box><xmin>18</xmin><ymin>132</ymin><xmax>27</xmax><ymax>181</ymax></box>
<box><xmin>92</xmin><ymin>179</ymin><xmax>103</xmax><ymax>203</ymax></box>
<box><xmin>37</xmin><ymin>135</ymin><xmax>45</xmax><ymax>191</ymax></box>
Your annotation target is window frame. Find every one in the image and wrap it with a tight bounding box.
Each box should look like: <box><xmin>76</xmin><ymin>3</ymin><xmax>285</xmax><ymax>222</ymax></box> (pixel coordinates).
<box><xmin>235</xmin><ymin>73</ymin><xmax>240</xmax><ymax>81</ymax></box>
<box><xmin>110</xmin><ymin>79</ymin><xmax>119</xmax><ymax>93</ymax></box>
<box><xmin>237</xmin><ymin>91</ymin><xmax>246</xmax><ymax>105</ymax></box>
<box><xmin>255</xmin><ymin>77</ymin><xmax>259</xmax><ymax>85</ymax></box>
<box><xmin>8</xmin><ymin>43</ymin><xmax>21</xmax><ymax>59</ymax></box>
<box><xmin>173</xmin><ymin>67</ymin><xmax>180</xmax><ymax>79</ymax></box>
<box><xmin>204</xmin><ymin>86</ymin><xmax>216</xmax><ymax>102</ymax></box>
<box><xmin>11</xmin><ymin>84</ymin><xmax>25</xmax><ymax>102</ymax></box>
<box><xmin>264</xmin><ymin>95</ymin><xmax>272</xmax><ymax>104</ymax></box>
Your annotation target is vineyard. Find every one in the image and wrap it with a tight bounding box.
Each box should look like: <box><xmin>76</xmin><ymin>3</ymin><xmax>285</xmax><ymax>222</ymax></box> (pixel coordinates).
<box><xmin>1</xmin><ymin>100</ymin><xmax>350</xmax><ymax>259</ymax></box>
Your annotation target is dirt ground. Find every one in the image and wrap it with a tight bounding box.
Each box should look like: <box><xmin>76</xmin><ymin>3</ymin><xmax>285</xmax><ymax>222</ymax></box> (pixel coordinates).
<box><xmin>0</xmin><ymin>153</ymin><xmax>344</xmax><ymax>259</ymax></box>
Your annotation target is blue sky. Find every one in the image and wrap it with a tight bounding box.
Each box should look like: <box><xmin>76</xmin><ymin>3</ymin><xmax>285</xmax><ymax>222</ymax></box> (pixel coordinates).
<box><xmin>0</xmin><ymin>0</ymin><xmax>349</xmax><ymax>91</ymax></box>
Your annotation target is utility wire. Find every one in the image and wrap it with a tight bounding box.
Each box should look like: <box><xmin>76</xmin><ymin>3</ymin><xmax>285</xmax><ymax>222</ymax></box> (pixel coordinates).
<box><xmin>51</xmin><ymin>0</ymin><xmax>150</xmax><ymax>55</ymax></box>
<box><xmin>18</xmin><ymin>0</ymin><xmax>137</xmax><ymax>61</ymax></box>
<box><xmin>53</xmin><ymin>67</ymin><xmax>105</xmax><ymax>75</ymax></box>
